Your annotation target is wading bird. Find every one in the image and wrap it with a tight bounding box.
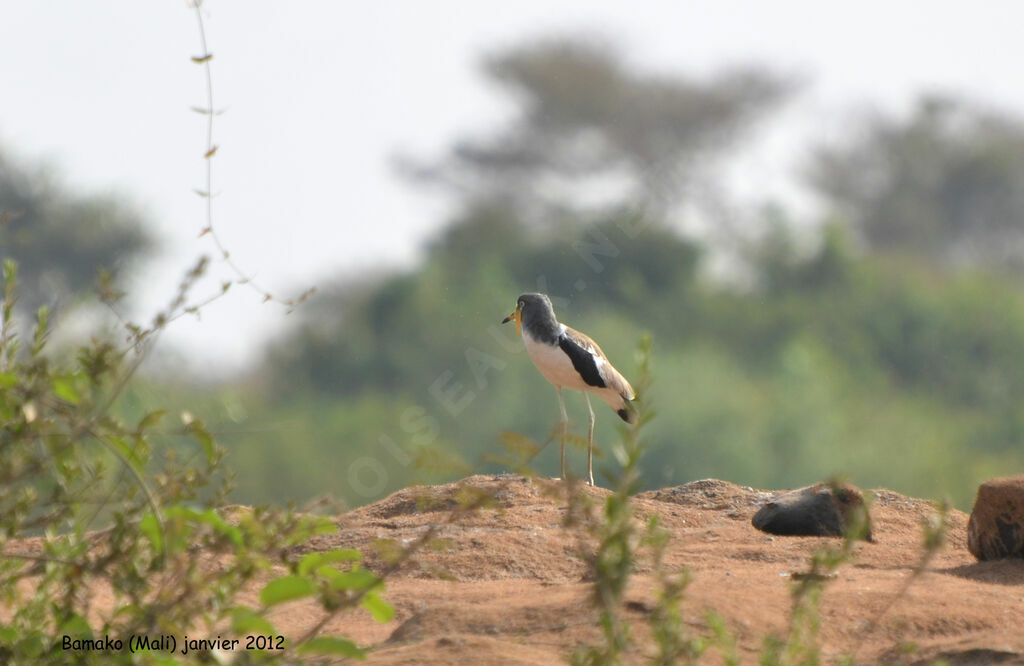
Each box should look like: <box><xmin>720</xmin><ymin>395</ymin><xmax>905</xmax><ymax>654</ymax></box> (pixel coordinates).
<box><xmin>502</xmin><ymin>293</ymin><xmax>636</xmax><ymax>485</ymax></box>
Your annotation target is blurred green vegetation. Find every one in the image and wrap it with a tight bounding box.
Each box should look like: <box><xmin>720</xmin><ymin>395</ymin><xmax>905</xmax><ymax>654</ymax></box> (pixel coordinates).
<box><xmin>0</xmin><ymin>146</ymin><xmax>151</xmax><ymax>314</ymax></box>
<box><xmin>7</xmin><ymin>37</ymin><xmax>1024</xmax><ymax>513</ymax></box>
<box><xmin>203</xmin><ymin>41</ymin><xmax>1024</xmax><ymax>511</ymax></box>
<box><xmin>214</xmin><ymin>213</ymin><xmax>1024</xmax><ymax>510</ymax></box>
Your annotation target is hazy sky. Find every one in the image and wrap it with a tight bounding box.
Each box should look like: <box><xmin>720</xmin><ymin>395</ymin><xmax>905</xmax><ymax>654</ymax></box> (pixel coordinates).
<box><xmin>3</xmin><ymin>1</ymin><xmax>1023</xmax><ymax>373</ymax></box>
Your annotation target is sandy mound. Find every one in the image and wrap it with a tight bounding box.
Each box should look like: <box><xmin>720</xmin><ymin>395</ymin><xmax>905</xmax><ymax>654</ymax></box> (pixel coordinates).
<box><xmin>11</xmin><ymin>475</ymin><xmax>1023</xmax><ymax>664</ymax></box>
<box><xmin>279</xmin><ymin>475</ymin><xmax>1024</xmax><ymax>664</ymax></box>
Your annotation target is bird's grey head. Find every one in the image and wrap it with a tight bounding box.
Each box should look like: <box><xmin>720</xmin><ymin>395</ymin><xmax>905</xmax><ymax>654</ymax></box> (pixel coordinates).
<box><xmin>517</xmin><ymin>293</ymin><xmax>555</xmax><ymax>323</ymax></box>
<box><xmin>502</xmin><ymin>293</ymin><xmax>558</xmax><ymax>341</ymax></box>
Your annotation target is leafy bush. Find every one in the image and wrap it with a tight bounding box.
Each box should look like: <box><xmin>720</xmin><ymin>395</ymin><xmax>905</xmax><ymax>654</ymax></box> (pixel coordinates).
<box><xmin>0</xmin><ymin>260</ymin><xmax>391</xmax><ymax>664</ymax></box>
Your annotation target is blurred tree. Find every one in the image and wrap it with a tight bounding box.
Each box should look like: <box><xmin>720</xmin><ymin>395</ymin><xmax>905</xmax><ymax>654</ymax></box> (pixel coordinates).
<box><xmin>0</xmin><ymin>147</ymin><xmax>151</xmax><ymax>313</ymax></box>
<box><xmin>809</xmin><ymin>96</ymin><xmax>1024</xmax><ymax>269</ymax></box>
<box><xmin>238</xmin><ymin>43</ymin><xmax>1024</xmax><ymax>510</ymax></box>
<box><xmin>273</xmin><ymin>37</ymin><xmax>792</xmax><ymax>394</ymax></box>
<box><xmin>400</xmin><ymin>37</ymin><xmax>793</xmax><ymax>222</ymax></box>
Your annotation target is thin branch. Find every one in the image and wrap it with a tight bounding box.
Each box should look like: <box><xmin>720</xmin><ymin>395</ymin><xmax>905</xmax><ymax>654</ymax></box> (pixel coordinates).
<box><xmin>88</xmin><ymin>428</ymin><xmax>164</xmax><ymax>538</ymax></box>
<box><xmin>188</xmin><ymin>2</ymin><xmax>316</xmax><ymax>309</ymax></box>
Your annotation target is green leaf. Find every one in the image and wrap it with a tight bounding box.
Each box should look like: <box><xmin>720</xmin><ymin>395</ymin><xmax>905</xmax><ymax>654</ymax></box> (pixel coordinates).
<box><xmin>231</xmin><ymin>607</ymin><xmax>276</xmax><ymax>636</ymax></box>
<box><xmin>184</xmin><ymin>417</ymin><xmax>216</xmax><ymax>463</ymax></box>
<box><xmin>0</xmin><ymin>624</ymin><xmax>19</xmax><ymax>644</ymax></box>
<box><xmin>139</xmin><ymin>512</ymin><xmax>163</xmax><ymax>555</ymax></box>
<box><xmin>137</xmin><ymin>409</ymin><xmax>167</xmax><ymax>432</ymax></box>
<box><xmin>259</xmin><ymin>575</ymin><xmax>317</xmax><ymax>606</ymax></box>
<box><xmin>297</xmin><ymin>548</ymin><xmax>361</xmax><ymax>576</ymax></box>
<box><xmin>52</xmin><ymin>377</ymin><xmax>80</xmax><ymax>405</ymax></box>
<box><xmin>313</xmin><ymin>565</ymin><xmax>343</xmax><ymax>587</ymax></box>
<box><xmin>325</xmin><ymin>568</ymin><xmax>379</xmax><ymax>591</ymax></box>
<box><xmin>611</xmin><ymin>442</ymin><xmax>629</xmax><ymax>466</ymax></box>
<box><xmin>195</xmin><ymin>430</ymin><xmax>215</xmax><ymax>461</ymax></box>
<box><xmin>297</xmin><ymin>637</ymin><xmax>365</xmax><ymax>659</ymax></box>
<box><xmin>361</xmin><ymin>592</ymin><xmax>395</xmax><ymax>623</ymax></box>
<box><xmin>17</xmin><ymin>630</ymin><xmax>45</xmax><ymax>658</ymax></box>
<box><xmin>0</xmin><ymin>372</ymin><xmax>16</xmax><ymax>388</ymax></box>
<box><xmin>58</xmin><ymin>613</ymin><xmax>93</xmax><ymax>638</ymax></box>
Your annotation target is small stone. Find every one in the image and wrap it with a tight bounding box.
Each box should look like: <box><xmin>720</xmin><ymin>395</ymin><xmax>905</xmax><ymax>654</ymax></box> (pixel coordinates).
<box><xmin>967</xmin><ymin>476</ymin><xmax>1024</xmax><ymax>561</ymax></box>
<box><xmin>752</xmin><ymin>482</ymin><xmax>873</xmax><ymax>541</ymax></box>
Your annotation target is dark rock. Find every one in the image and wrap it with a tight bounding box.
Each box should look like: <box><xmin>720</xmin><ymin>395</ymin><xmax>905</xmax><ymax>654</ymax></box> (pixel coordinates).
<box><xmin>967</xmin><ymin>476</ymin><xmax>1024</xmax><ymax>561</ymax></box>
<box><xmin>752</xmin><ymin>482</ymin><xmax>873</xmax><ymax>541</ymax></box>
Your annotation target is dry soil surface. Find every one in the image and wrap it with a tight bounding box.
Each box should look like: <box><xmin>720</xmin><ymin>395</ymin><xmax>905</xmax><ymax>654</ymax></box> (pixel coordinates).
<box><xmin>271</xmin><ymin>475</ymin><xmax>1024</xmax><ymax>665</ymax></box>
<box><xmin>13</xmin><ymin>475</ymin><xmax>1024</xmax><ymax>664</ymax></box>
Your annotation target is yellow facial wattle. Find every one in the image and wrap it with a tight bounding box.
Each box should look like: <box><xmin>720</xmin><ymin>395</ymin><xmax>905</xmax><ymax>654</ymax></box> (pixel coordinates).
<box><xmin>502</xmin><ymin>304</ymin><xmax>523</xmax><ymax>336</ymax></box>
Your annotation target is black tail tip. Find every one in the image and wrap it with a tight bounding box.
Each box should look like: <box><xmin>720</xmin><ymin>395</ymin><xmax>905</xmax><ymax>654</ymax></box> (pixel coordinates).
<box><xmin>617</xmin><ymin>405</ymin><xmax>637</xmax><ymax>424</ymax></box>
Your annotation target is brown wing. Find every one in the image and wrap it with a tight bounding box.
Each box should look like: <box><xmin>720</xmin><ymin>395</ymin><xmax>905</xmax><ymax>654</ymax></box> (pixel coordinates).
<box><xmin>563</xmin><ymin>326</ymin><xmax>635</xmax><ymax>401</ymax></box>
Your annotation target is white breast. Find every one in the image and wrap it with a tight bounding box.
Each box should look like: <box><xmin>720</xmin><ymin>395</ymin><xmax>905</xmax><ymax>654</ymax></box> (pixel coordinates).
<box><xmin>523</xmin><ymin>329</ymin><xmax>592</xmax><ymax>391</ymax></box>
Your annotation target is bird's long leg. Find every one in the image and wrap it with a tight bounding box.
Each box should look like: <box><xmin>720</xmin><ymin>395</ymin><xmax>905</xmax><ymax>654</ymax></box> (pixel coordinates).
<box><xmin>556</xmin><ymin>387</ymin><xmax>568</xmax><ymax>480</ymax></box>
<box><xmin>584</xmin><ymin>392</ymin><xmax>596</xmax><ymax>486</ymax></box>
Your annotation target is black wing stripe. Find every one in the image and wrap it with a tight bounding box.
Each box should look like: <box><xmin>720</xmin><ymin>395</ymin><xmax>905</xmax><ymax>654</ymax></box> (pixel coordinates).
<box><xmin>558</xmin><ymin>334</ymin><xmax>606</xmax><ymax>388</ymax></box>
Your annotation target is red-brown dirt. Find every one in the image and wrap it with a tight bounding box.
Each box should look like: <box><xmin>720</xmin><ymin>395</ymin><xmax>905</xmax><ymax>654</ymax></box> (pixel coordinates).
<box><xmin>278</xmin><ymin>475</ymin><xmax>1024</xmax><ymax>665</ymax></box>
<box><xmin>11</xmin><ymin>475</ymin><xmax>1024</xmax><ymax>664</ymax></box>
